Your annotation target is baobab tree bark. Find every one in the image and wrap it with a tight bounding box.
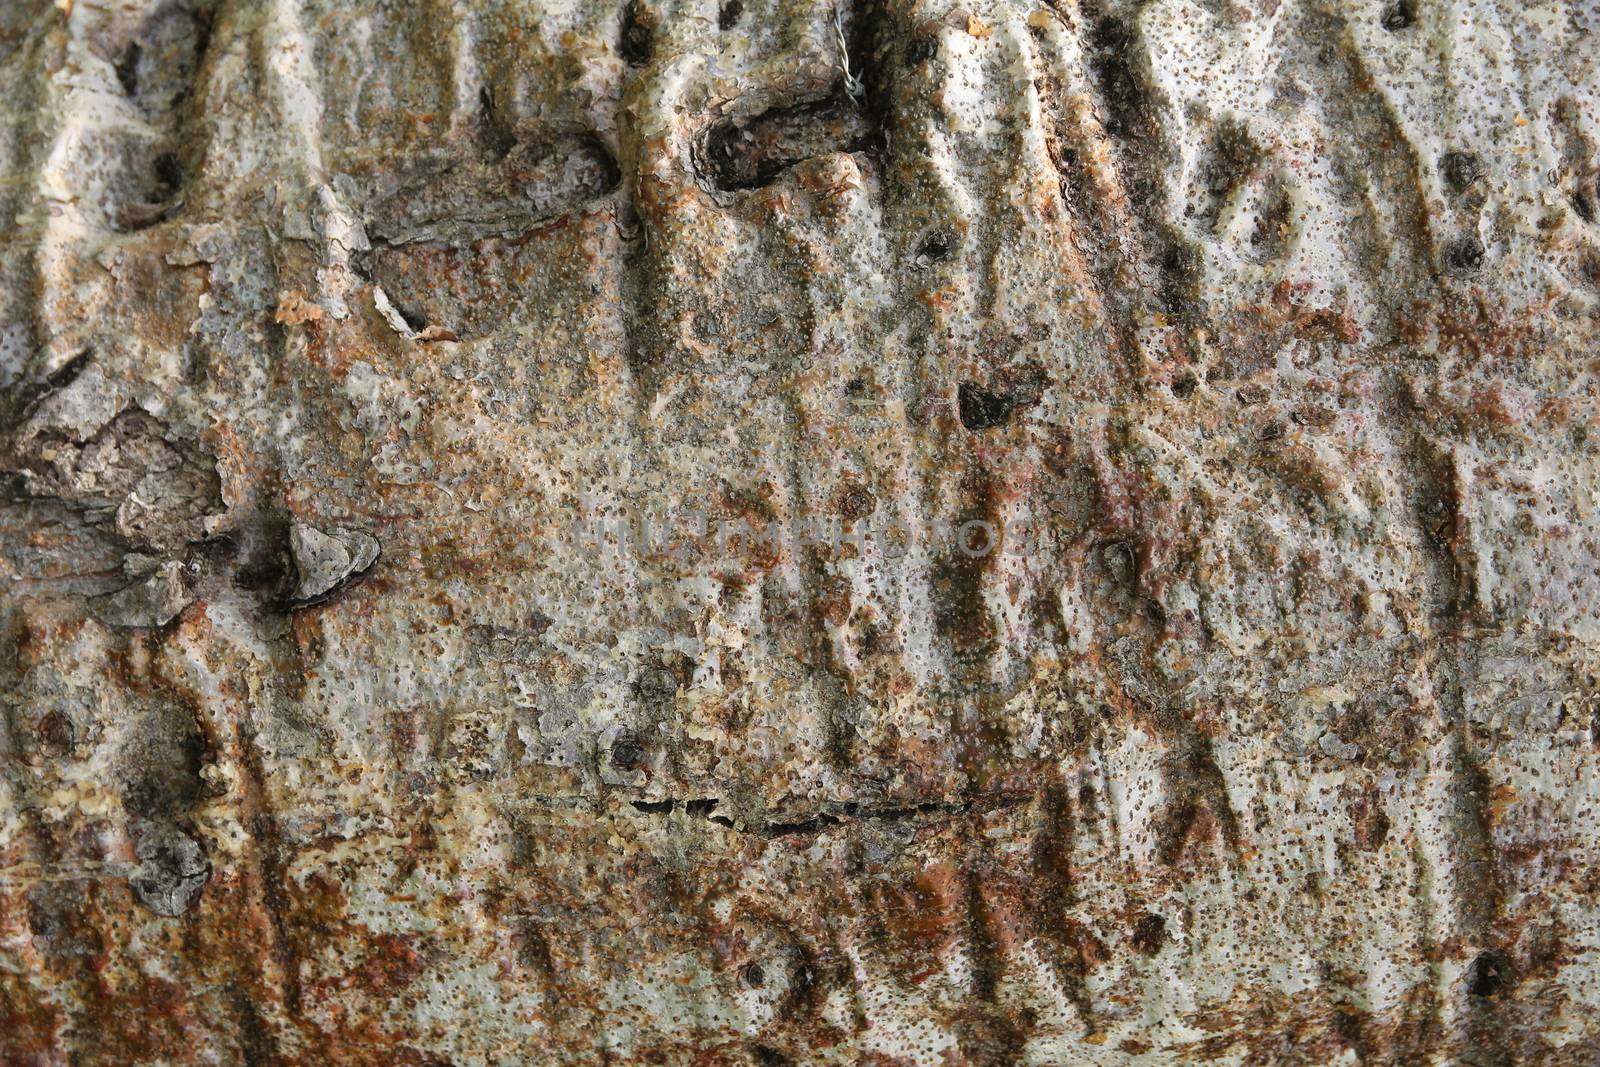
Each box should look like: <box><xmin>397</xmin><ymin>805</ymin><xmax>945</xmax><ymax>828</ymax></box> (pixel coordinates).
<box><xmin>1</xmin><ymin>0</ymin><xmax>1598</xmax><ymax>1062</ymax></box>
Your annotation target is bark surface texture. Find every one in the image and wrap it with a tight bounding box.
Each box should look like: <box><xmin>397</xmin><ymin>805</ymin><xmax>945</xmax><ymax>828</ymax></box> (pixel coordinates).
<box><xmin>2</xmin><ymin>0</ymin><xmax>1599</xmax><ymax>1063</ymax></box>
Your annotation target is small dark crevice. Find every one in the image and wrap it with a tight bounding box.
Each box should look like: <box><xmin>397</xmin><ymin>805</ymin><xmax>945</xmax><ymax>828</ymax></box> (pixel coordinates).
<box><xmin>1575</xmin><ymin>185</ymin><xmax>1597</xmax><ymax>224</ymax></box>
<box><xmin>387</xmin><ymin>295</ymin><xmax>430</xmax><ymax>334</ymax></box>
<box><xmin>718</xmin><ymin>0</ymin><xmax>743</xmax><ymax>31</ymax></box>
<box><xmin>696</xmin><ymin>0</ymin><xmax>888</xmax><ymax>192</ymax></box>
<box><xmin>750</xmin><ymin>1045</ymin><xmax>793</xmax><ymax>1067</ymax></box>
<box><xmin>40</xmin><ymin>348</ymin><xmax>92</xmax><ymax>397</ymax></box>
<box><xmin>1466</xmin><ymin>950</ymin><xmax>1511</xmax><ymax>997</ymax></box>
<box><xmin>620</xmin><ymin>1</ymin><xmax>653</xmax><ymax>67</ymax></box>
<box><xmin>915</xmin><ymin>227</ymin><xmax>954</xmax><ymax>264</ymax></box>
<box><xmin>9</xmin><ymin>348</ymin><xmax>92</xmax><ymax>424</ymax></box>
<box><xmin>610</xmin><ymin>735</ymin><xmax>646</xmax><ymax>770</ymax></box>
<box><xmin>1410</xmin><ymin>433</ymin><xmax>1469</xmax><ymax>622</ymax></box>
<box><xmin>1381</xmin><ymin>0</ymin><xmax>1417</xmax><ymax>31</ymax></box>
<box><xmin>905</xmin><ymin>33</ymin><xmax>938</xmax><ymax>67</ymax></box>
<box><xmin>627</xmin><ymin>792</ymin><xmax>1029</xmax><ymax>836</ymax></box>
<box><xmin>115</xmin><ymin>40</ymin><xmax>142</xmax><ymax>95</ymax></box>
<box><xmin>958</xmin><ymin>382</ymin><xmax>1017</xmax><ymax>431</ymax></box>
<box><xmin>699</xmin><ymin>86</ymin><xmax>881</xmax><ymax>192</ymax></box>
<box><xmin>630</xmin><ymin>799</ymin><xmax>676</xmax><ymax>815</ymax></box>
<box><xmin>844</xmin><ymin>0</ymin><xmax>890</xmax><ymax>120</ymax></box>
<box><xmin>755</xmin><ymin>811</ymin><xmax>842</xmax><ymax>836</ymax></box>
<box><xmin>1446</xmin><ymin>233</ymin><xmax>1485</xmax><ymax>275</ymax></box>
<box><xmin>627</xmin><ymin>798</ymin><xmax>723</xmax><ymax>817</ymax></box>
<box><xmin>958</xmin><ymin>374</ymin><xmax>1041</xmax><ymax>432</ymax></box>
<box><xmin>113</xmin><ymin>150</ymin><xmax>185</xmax><ymax>232</ymax></box>
<box><xmin>154</xmin><ymin>151</ymin><xmax>183</xmax><ymax>192</ymax></box>
<box><xmin>477</xmin><ymin>86</ymin><xmax>516</xmax><ymax>161</ymax></box>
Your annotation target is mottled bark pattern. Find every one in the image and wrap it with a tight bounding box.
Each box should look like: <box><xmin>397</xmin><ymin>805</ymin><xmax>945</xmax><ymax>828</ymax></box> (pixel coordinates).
<box><xmin>1</xmin><ymin>0</ymin><xmax>1598</xmax><ymax>1063</ymax></box>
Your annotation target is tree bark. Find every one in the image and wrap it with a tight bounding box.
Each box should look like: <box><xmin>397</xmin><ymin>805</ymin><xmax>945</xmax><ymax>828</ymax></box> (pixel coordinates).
<box><xmin>2</xmin><ymin>0</ymin><xmax>1598</xmax><ymax>1062</ymax></box>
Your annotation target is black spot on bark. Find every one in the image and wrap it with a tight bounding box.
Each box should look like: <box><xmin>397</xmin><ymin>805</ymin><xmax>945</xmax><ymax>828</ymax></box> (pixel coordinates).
<box><xmin>42</xmin><ymin>348</ymin><xmax>92</xmax><ymax>395</ymax></box>
<box><xmin>905</xmin><ymin>34</ymin><xmax>937</xmax><ymax>66</ymax></box>
<box><xmin>1572</xmin><ymin>183</ymin><xmax>1595</xmax><ymax>224</ymax></box>
<box><xmin>916</xmin><ymin>228</ymin><xmax>954</xmax><ymax>263</ymax></box>
<box><xmin>958</xmin><ymin>382</ymin><xmax>1018</xmax><ymax>430</ymax></box>
<box><xmin>37</xmin><ymin>711</ymin><xmax>74</xmax><ymax>758</ymax></box>
<box><xmin>477</xmin><ymin>86</ymin><xmax>516</xmax><ymax>160</ymax></box>
<box><xmin>389</xmin><ymin>295</ymin><xmax>429</xmax><ymax>334</ymax></box>
<box><xmin>750</xmin><ymin>1044</ymin><xmax>793</xmax><ymax>1067</ymax></box>
<box><xmin>1157</xmin><ymin>243</ymin><xmax>1199</xmax><ymax>315</ymax></box>
<box><xmin>630</xmin><ymin>799</ymin><xmax>674</xmax><ymax>815</ymax></box>
<box><xmin>1132</xmin><ymin>912</ymin><xmax>1167</xmax><ymax>955</ymax></box>
<box><xmin>1381</xmin><ymin>0</ymin><xmax>1416</xmax><ymax>30</ymax></box>
<box><xmin>758</xmin><ymin>812</ymin><xmax>841</xmax><ymax>836</ymax></box>
<box><xmin>1447</xmin><ymin>233</ymin><xmax>1485</xmax><ymax>274</ymax></box>
<box><xmin>1440</xmin><ymin>151</ymin><xmax>1483</xmax><ymax>195</ymax></box>
<box><xmin>10</xmin><ymin>348</ymin><xmax>92</xmax><ymax>423</ymax></box>
<box><xmin>115</xmin><ymin>41</ymin><xmax>142</xmax><ymax>95</ymax></box>
<box><xmin>154</xmin><ymin>151</ymin><xmax>183</xmax><ymax>191</ymax></box>
<box><xmin>1086</xmin><ymin>16</ymin><xmax>1143</xmax><ymax>141</ymax></box>
<box><xmin>620</xmin><ymin>2</ymin><xmax>653</xmax><ymax>67</ymax></box>
<box><xmin>1466</xmin><ymin>950</ymin><xmax>1510</xmax><ymax>997</ymax></box>
<box><xmin>611</xmin><ymin>736</ymin><xmax>646</xmax><ymax>770</ymax></box>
